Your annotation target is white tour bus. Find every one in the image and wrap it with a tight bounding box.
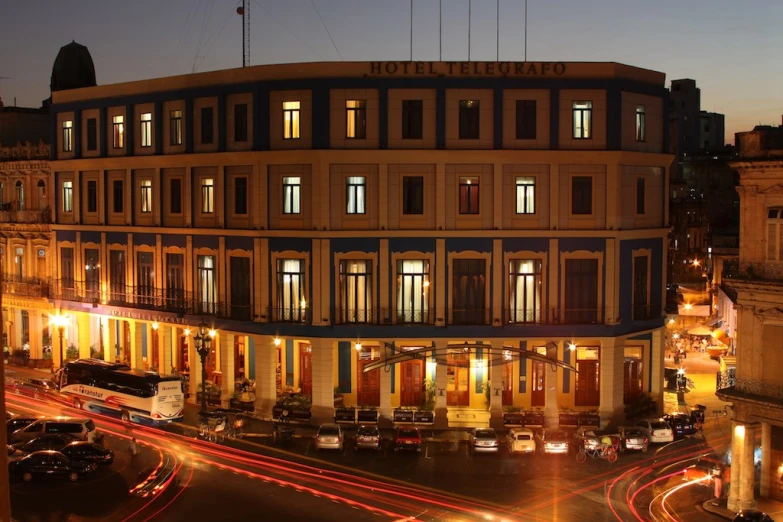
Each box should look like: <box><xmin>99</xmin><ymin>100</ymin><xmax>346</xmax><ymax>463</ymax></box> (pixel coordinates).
<box><xmin>56</xmin><ymin>358</ymin><xmax>185</xmax><ymax>425</ymax></box>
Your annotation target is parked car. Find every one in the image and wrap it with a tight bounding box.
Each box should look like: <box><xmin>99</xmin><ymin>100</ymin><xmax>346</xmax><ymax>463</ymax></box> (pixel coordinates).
<box><xmin>16</xmin><ymin>434</ymin><xmax>76</xmax><ymax>453</ymax></box>
<box><xmin>393</xmin><ymin>427</ymin><xmax>422</xmax><ymax>452</ymax></box>
<box><xmin>663</xmin><ymin>412</ymin><xmax>697</xmax><ymax>438</ymax></box>
<box><xmin>6</xmin><ymin>445</ymin><xmax>23</xmax><ymax>462</ymax></box>
<box><xmin>618</xmin><ymin>426</ymin><xmax>649</xmax><ymax>452</ymax></box>
<box><xmin>354</xmin><ymin>425</ymin><xmax>381</xmax><ymax>451</ymax></box>
<box><xmin>506</xmin><ymin>428</ymin><xmax>536</xmax><ymax>455</ymax></box>
<box><xmin>7</xmin><ymin>417</ymin><xmax>40</xmax><ymax>437</ymax></box>
<box><xmin>636</xmin><ymin>419</ymin><xmax>674</xmax><ymax>444</ymax></box>
<box><xmin>470</xmin><ymin>428</ymin><xmax>500</xmax><ymax>453</ymax></box>
<box><xmin>535</xmin><ymin>430</ymin><xmax>570</xmax><ymax>455</ymax></box>
<box><xmin>8</xmin><ymin>450</ymin><xmax>95</xmax><ymax>482</ymax></box>
<box><xmin>60</xmin><ymin>441</ymin><xmax>115</xmax><ymax>466</ymax></box>
<box><xmin>12</xmin><ymin>379</ymin><xmax>57</xmax><ymax>399</ymax></box>
<box><xmin>9</xmin><ymin>418</ymin><xmax>97</xmax><ymax>444</ymax></box>
<box><xmin>314</xmin><ymin>424</ymin><xmax>344</xmax><ymax>451</ymax></box>
<box><xmin>733</xmin><ymin>510</ymin><xmax>774</xmax><ymax>522</ymax></box>
<box><xmin>683</xmin><ymin>456</ymin><xmax>724</xmax><ymax>484</ymax></box>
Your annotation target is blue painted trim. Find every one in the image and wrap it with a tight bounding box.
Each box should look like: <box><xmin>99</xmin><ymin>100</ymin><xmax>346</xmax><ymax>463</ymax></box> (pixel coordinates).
<box><xmin>247</xmin><ymin>336</ymin><xmax>255</xmax><ymax>380</ymax></box>
<box><xmin>337</xmin><ymin>341</ymin><xmax>351</xmax><ymax>393</ymax></box>
<box><xmin>606</xmin><ymin>87</ymin><xmax>622</xmax><ymax>150</ymax></box>
<box><xmin>475</xmin><ymin>344</ymin><xmax>484</xmax><ymax>393</ymax></box>
<box><xmin>185</xmin><ymin>98</ymin><xmax>194</xmax><ymax>153</ymax></box>
<box><xmin>390</xmin><ymin>344</ymin><xmax>395</xmax><ymax>394</ymax></box>
<box><xmin>563</xmin><ymin>346</ymin><xmax>571</xmax><ymax>393</ymax></box>
<box><xmin>285</xmin><ymin>339</ymin><xmax>294</xmax><ymax>387</ymax></box>
<box><xmin>154</xmin><ymin>101</ymin><xmax>163</xmax><ymax>155</ymax></box>
<box><xmin>218</xmin><ymin>93</ymin><xmax>227</xmax><ymax>152</ymax></box>
<box><xmin>312</xmin><ymin>86</ymin><xmax>329</xmax><ymax>149</ymax></box>
<box><xmin>125</xmin><ymin>104</ymin><xmax>134</xmax><ymax>153</ymax></box>
<box><xmin>518</xmin><ymin>340</ymin><xmax>527</xmax><ymax>394</ymax></box>
<box><xmin>73</xmin><ymin>110</ymin><xmax>82</xmax><ymax>159</ymax></box>
<box><xmin>378</xmin><ymin>87</ymin><xmax>388</xmax><ymax>149</ymax></box>
<box><xmin>99</xmin><ymin>107</ymin><xmax>107</xmax><ymax>157</ymax></box>
<box><xmin>493</xmin><ymin>87</ymin><xmax>503</xmax><ymax>149</ymax></box>
<box><xmin>435</xmin><ymin>87</ymin><xmax>446</xmax><ymax>149</ymax></box>
<box><xmin>549</xmin><ymin>88</ymin><xmax>559</xmax><ymax>149</ymax></box>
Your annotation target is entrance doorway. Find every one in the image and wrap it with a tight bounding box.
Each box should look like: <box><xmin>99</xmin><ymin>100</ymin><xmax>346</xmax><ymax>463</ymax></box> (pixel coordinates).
<box><xmin>357</xmin><ymin>347</ymin><xmax>380</xmax><ymax>406</ymax></box>
<box><xmin>531</xmin><ymin>346</ymin><xmax>547</xmax><ymax>407</ymax></box>
<box><xmin>122</xmin><ymin>322</ymin><xmax>131</xmax><ymax>364</ymax></box>
<box><xmin>299</xmin><ymin>344</ymin><xmax>312</xmax><ymax>398</ymax></box>
<box><xmin>400</xmin><ymin>359</ymin><xmax>424</xmax><ymax>407</ymax></box>
<box><xmin>623</xmin><ymin>346</ymin><xmax>643</xmax><ymax>403</ymax></box>
<box><xmin>178</xmin><ymin>334</ymin><xmax>190</xmax><ymax>373</ymax></box>
<box><xmin>446</xmin><ymin>350</ymin><xmax>470</xmax><ymax>406</ymax></box>
<box><xmin>501</xmin><ymin>361</ymin><xmax>513</xmax><ymax>406</ymax></box>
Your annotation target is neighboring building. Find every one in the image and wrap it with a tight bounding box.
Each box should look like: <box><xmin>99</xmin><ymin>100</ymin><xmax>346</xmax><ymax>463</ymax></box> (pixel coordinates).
<box><xmin>700</xmin><ymin>111</ymin><xmax>725</xmax><ymax>153</ymax></box>
<box><xmin>46</xmin><ymin>58</ymin><xmax>672</xmax><ymax>429</ymax></box>
<box><xmin>718</xmin><ymin>123</ymin><xmax>783</xmax><ymax>509</ymax></box>
<box><xmin>669</xmin><ymin>79</ymin><xmax>701</xmax><ymax>170</ymax></box>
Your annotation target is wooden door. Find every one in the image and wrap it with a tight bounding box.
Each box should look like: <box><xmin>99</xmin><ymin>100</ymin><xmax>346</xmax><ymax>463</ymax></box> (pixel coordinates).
<box><xmin>299</xmin><ymin>346</ymin><xmax>312</xmax><ymax>397</ymax></box>
<box><xmin>401</xmin><ymin>360</ymin><xmax>424</xmax><ymax>406</ymax></box>
<box><xmin>501</xmin><ymin>362</ymin><xmax>514</xmax><ymax>406</ymax></box>
<box><xmin>446</xmin><ymin>361</ymin><xmax>469</xmax><ymax>406</ymax></box>
<box><xmin>357</xmin><ymin>359</ymin><xmax>380</xmax><ymax>406</ymax></box>
<box><xmin>576</xmin><ymin>360</ymin><xmax>600</xmax><ymax>406</ymax></box>
<box><xmin>531</xmin><ymin>361</ymin><xmax>546</xmax><ymax>407</ymax></box>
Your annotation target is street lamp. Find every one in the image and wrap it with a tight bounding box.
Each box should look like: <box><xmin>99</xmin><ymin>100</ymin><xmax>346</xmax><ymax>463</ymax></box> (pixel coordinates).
<box><xmin>49</xmin><ymin>314</ymin><xmax>68</xmax><ymax>368</ymax></box>
<box><xmin>194</xmin><ymin>321</ymin><xmax>214</xmax><ymax>412</ymax></box>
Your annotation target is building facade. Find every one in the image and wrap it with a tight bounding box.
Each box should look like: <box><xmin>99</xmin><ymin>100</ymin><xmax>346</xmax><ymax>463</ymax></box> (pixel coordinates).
<box><xmin>45</xmin><ymin>60</ymin><xmax>671</xmax><ymax>428</ymax></box>
<box><xmin>719</xmin><ymin>124</ymin><xmax>783</xmax><ymax>509</ymax></box>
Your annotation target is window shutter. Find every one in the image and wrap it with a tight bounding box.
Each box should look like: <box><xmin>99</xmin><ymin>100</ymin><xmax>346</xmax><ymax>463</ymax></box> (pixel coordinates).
<box><xmin>518</xmin><ymin>341</ymin><xmax>527</xmax><ymax>394</ymax></box>
<box><xmin>563</xmin><ymin>346</ymin><xmax>571</xmax><ymax>393</ymax></box>
<box><xmin>338</xmin><ymin>341</ymin><xmax>352</xmax><ymax>393</ymax></box>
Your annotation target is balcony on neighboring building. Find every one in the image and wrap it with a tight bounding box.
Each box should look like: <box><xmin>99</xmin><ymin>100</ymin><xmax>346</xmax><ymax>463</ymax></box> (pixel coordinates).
<box><xmin>2</xmin><ymin>275</ymin><xmax>49</xmax><ymax>299</ymax></box>
<box><xmin>717</xmin><ymin>376</ymin><xmax>783</xmax><ymax>408</ymax></box>
<box><xmin>0</xmin><ymin>203</ymin><xmax>51</xmax><ymax>224</ymax></box>
<box><xmin>716</xmin><ymin>368</ymin><xmax>736</xmax><ymax>390</ymax></box>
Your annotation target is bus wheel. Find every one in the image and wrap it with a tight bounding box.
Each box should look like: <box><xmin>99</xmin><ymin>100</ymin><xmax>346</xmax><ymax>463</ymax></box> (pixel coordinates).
<box><xmin>121</xmin><ymin>410</ymin><xmax>130</xmax><ymax>423</ymax></box>
<box><xmin>73</xmin><ymin>398</ymin><xmax>82</xmax><ymax>410</ymax></box>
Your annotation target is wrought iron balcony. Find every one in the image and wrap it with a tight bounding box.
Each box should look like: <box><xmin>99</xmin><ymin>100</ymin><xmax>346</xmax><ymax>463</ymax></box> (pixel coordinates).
<box><xmin>735</xmin><ymin>378</ymin><xmax>783</xmax><ymax>401</ymax></box>
<box><xmin>506</xmin><ymin>308</ymin><xmax>608</xmax><ymax>325</ymax></box>
<box><xmin>2</xmin><ymin>275</ymin><xmax>49</xmax><ymax>298</ymax></box>
<box><xmin>716</xmin><ymin>368</ymin><xmax>736</xmax><ymax>390</ymax></box>
<box><xmin>334</xmin><ymin>308</ymin><xmax>375</xmax><ymax>325</ymax></box>
<box><xmin>269</xmin><ymin>307</ymin><xmax>311</xmax><ymax>324</ymax></box>
<box><xmin>450</xmin><ymin>308</ymin><xmax>490</xmax><ymax>326</ymax></box>
<box><xmin>506</xmin><ymin>308</ymin><xmax>543</xmax><ymax>324</ymax></box>
<box><xmin>0</xmin><ymin>206</ymin><xmax>51</xmax><ymax>224</ymax></box>
<box><xmin>394</xmin><ymin>309</ymin><xmax>435</xmax><ymax>325</ymax></box>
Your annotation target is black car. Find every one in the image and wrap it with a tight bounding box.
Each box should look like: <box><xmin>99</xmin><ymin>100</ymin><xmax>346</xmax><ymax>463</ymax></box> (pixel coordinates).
<box><xmin>663</xmin><ymin>413</ymin><xmax>696</xmax><ymax>438</ymax></box>
<box><xmin>7</xmin><ymin>417</ymin><xmax>39</xmax><ymax>436</ymax></box>
<box><xmin>733</xmin><ymin>510</ymin><xmax>774</xmax><ymax>522</ymax></box>
<box><xmin>17</xmin><ymin>434</ymin><xmax>75</xmax><ymax>453</ymax></box>
<box><xmin>9</xmin><ymin>450</ymin><xmax>95</xmax><ymax>482</ymax></box>
<box><xmin>60</xmin><ymin>442</ymin><xmax>115</xmax><ymax>466</ymax></box>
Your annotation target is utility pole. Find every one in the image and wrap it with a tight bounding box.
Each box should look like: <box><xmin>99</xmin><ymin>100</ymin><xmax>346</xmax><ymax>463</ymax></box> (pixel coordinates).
<box><xmin>236</xmin><ymin>1</ymin><xmax>250</xmax><ymax>67</ymax></box>
<box><xmin>0</xmin><ymin>264</ymin><xmax>11</xmax><ymax>522</ymax></box>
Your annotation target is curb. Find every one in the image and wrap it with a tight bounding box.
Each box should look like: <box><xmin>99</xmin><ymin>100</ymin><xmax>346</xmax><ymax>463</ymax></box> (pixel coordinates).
<box><xmin>702</xmin><ymin>499</ymin><xmax>734</xmax><ymax>520</ymax></box>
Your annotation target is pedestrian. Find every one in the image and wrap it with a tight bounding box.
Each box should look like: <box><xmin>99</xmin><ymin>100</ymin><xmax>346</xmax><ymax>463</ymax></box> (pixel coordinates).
<box><xmin>129</xmin><ymin>437</ymin><xmax>140</xmax><ymax>465</ymax></box>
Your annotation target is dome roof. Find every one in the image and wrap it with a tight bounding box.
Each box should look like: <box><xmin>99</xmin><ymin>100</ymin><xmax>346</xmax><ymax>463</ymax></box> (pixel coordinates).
<box><xmin>51</xmin><ymin>41</ymin><xmax>96</xmax><ymax>92</ymax></box>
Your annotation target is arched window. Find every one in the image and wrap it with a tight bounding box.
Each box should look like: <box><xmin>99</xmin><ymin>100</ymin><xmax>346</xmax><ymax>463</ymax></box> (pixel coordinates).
<box><xmin>15</xmin><ymin>180</ymin><xmax>24</xmax><ymax>210</ymax></box>
<box><xmin>766</xmin><ymin>208</ymin><xmax>783</xmax><ymax>261</ymax></box>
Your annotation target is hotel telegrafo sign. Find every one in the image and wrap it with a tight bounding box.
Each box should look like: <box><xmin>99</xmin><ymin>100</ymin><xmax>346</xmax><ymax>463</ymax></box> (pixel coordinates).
<box><xmin>369</xmin><ymin>61</ymin><xmax>566</xmax><ymax>77</ymax></box>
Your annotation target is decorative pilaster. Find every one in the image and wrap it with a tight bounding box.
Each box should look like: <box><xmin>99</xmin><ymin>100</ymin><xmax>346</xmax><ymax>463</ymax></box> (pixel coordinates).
<box><xmin>253</xmin><ymin>335</ymin><xmax>277</xmax><ymax>418</ymax></box>
<box><xmin>77</xmin><ymin>314</ymin><xmax>91</xmax><ymax>359</ymax></box>
<box><xmin>220</xmin><ymin>334</ymin><xmax>235</xmax><ymax>405</ymax></box>
<box><xmin>738</xmin><ymin>423</ymin><xmax>757</xmax><ymax>511</ymax></box>
<box><xmin>727</xmin><ymin>421</ymin><xmax>743</xmax><ymax>511</ymax></box>
<box><xmin>310</xmin><ymin>338</ymin><xmax>335</xmax><ymax>423</ymax></box>
<box><xmin>599</xmin><ymin>338</ymin><xmax>624</xmax><ymax>425</ymax></box>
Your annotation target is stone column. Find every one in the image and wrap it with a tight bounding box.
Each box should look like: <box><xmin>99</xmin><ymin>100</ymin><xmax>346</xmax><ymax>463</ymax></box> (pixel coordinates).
<box><xmin>77</xmin><ymin>314</ymin><xmax>91</xmax><ymax>359</ymax></box>
<box><xmin>108</xmin><ymin>320</ymin><xmax>118</xmax><ymax>362</ymax></box>
<box><xmin>599</xmin><ymin>338</ymin><xmax>624</xmax><ymax>426</ymax></box>
<box><xmin>728</xmin><ymin>421</ymin><xmax>743</xmax><ymax>512</ymax></box>
<box><xmin>253</xmin><ymin>335</ymin><xmax>277</xmax><ymax>419</ymax></box>
<box><xmin>161</xmin><ymin>325</ymin><xmax>173</xmax><ymax>373</ymax></box>
<box><xmin>650</xmin><ymin>328</ymin><xmax>664</xmax><ymax>403</ymax></box>
<box><xmin>738</xmin><ymin>424</ymin><xmax>757</xmax><ymax>511</ymax></box>
<box><xmin>760</xmin><ymin>422</ymin><xmax>771</xmax><ymax>497</ymax></box>
<box><xmin>489</xmin><ymin>353</ymin><xmax>504</xmax><ymax>431</ymax></box>
<box><xmin>544</xmin><ymin>344</ymin><xmax>559</xmax><ymax>429</ymax></box>
<box><xmin>128</xmin><ymin>321</ymin><xmax>141</xmax><ymax>370</ymax></box>
<box><xmin>220</xmin><ymin>334</ymin><xmax>235</xmax><ymax>405</ymax></box>
<box><xmin>434</xmin><ymin>350</ymin><xmax>448</xmax><ymax>429</ymax></box>
<box><xmin>379</xmin><ymin>360</ymin><xmax>393</xmax><ymax>428</ymax></box>
<box><xmin>28</xmin><ymin>313</ymin><xmax>43</xmax><ymax>359</ymax></box>
<box><xmin>310</xmin><ymin>338</ymin><xmax>335</xmax><ymax>423</ymax></box>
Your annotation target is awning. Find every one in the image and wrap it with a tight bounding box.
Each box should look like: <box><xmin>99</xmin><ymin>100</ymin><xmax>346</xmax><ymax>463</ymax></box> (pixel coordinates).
<box><xmin>687</xmin><ymin>325</ymin><xmax>714</xmax><ymax>336</ymax></box>
<box><xmin>705</xmin><ymin>317</ymin><xmax>723</xmax><ymax>327</ymax></box>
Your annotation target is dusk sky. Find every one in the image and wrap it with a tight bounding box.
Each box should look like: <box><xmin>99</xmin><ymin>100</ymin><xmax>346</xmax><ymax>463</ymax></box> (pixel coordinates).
<box><xmin>2</xmin><ymin>0</ymin><xmax>782</xmax><ymax>142</ymax></box>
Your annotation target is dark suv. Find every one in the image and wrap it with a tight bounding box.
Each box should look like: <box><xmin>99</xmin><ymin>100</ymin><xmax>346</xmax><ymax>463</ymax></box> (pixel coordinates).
<box><xmin>663</xmin><ymin>413</ymin><xmax>696</xmax><ymax>438</ymax></box>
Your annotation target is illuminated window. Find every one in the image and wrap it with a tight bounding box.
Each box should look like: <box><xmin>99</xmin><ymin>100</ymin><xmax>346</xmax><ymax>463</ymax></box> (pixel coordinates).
<box><xmin>277</xmin><ymin>259</ymin><xmax>306</xmax><ymax>322</ymax></box>
<box><xmin>572</xmin><ymin>101</ymin><xmax>592</xmax><ymax>139</ymax></box>
<box><xmin>170</xmin><ymin>110</ymin><xmax>182</xmax><ymax>145</ymax></box>
<box><xmin>346</xmin><ymin>100</ymin><xmax>366</xmax><ymax>139</ymax></box>
<box><xmin>112</xmin><ymin>115</ymin><xmax>125</xmax><ymax>148</ymax></box>
<box><xmin>197</xmin><ymin>255</ymin><xmax>216</xmax><ymax>314</ymax></box>
<box><xmin>515</xmin><ymin>177</ymin><xmax>535</xmax><ymax>214</ymax></box>
<box><xmin>509</xmin><ymin>260</ymin><xmax>541</xmax><ymax>323</ymax></box>
<box><xmin>140</xmin><ymin>179</ymin><xmax>153</xmax><ymax>213</ymax></box>
<box><xmin>458</xmin><ymin>176</ymin><xmax>479</xmax><ymax>214</ymax></box>
<box><xmin>282</xmin><ymin>177</ymin><xmax>300</xmax><ymax>214</ymax></box>
<box><xmin>62</xmin><ymin>181</ymin><xmax>73</xmax><ymax>213</ymax></box>
<box><xmin>62</xmin><ymin>120</ymin><xmax>73</xmax><ymax>152</ymax></box>
<box><xmin>201</xmin><ymin>178</ymin><xmax>214</xmax><ymax>213</ymax></box>
<box><xmin>140</xmin><ymin>112</ymin><xmax>152</xmax><ymax>147</ymax></box>
<box><xmin>635</xmin><ymin>105</ymin><xmax>646</xmax><ymax>142</ymax></box>
<box><xmin>396</xmin><ymin>260</ymin><xmax>430</xmax><ymax>324</ymax></box>
<box><xmin>339</xmin><ymin>260</ymin><xmax>372</xmax><ymax>323</ymax></box>
<box><xmin>346</xmin><ymin>176</ymin><xmax>366</xmax><ymax>214</ymax></box>
<box><xmin>459</xmin><ymin>100</ymin><xmax>480</xmax><ymax>139</ymax></box>
<box><xmin>283</xmin><ymin>101</ymin><xmax>300</xmax><ymax>139</ymax></box>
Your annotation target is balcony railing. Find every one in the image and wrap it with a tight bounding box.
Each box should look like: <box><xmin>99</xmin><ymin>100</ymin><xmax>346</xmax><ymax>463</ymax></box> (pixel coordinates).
<box><xmin>334</xmin><ymin>308</ymin><xmax>375</xmax><ymax>325</ymax></box>
<box><xmin>506</xmin><ymin>308</ymin><xmax>543</xmax><ymax>324</ymax></box>
<box><xmin>269</xmin><ymin>307</ymin><xmax>310</xmax><ymax>324</ymax></box>
<box><xmin>0</xmin><ymin>207</ymin><xmax>51</xmax><ymax>224</ymax></box>
<box><xmin>450</xmin><ymin>308</ymin><xmax>491</xmax><ymax>326</ymax></box>
<box><xmin>506</xmin><ymin>308</ymin><xmax>609</xmax><ymax>325</ymax></box>
<box><xmin>2</xmin><ymin>276</ymin><xmax>49</xmax><ymax>298</ymax></box>
<box><xmin>395</xmin><ymin>309</ymin><xmax>435</xmax><ymax>325</ymax></box>
<box><xmin>716</xmin><ymin>368</ymin><xmax>736</xmax><ymax>390</ymax></box>
<box><xmin>735</xmin><ymin>378</ymin><xmax>783</xmax><ymax>401</ymax></box>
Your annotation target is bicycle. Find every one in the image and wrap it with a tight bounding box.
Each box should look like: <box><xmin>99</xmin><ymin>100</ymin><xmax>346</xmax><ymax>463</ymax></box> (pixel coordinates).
<box><xmin>576</xmin><ymin>439</ymin><xmax>618</xmax><ymax>463</ymax></box>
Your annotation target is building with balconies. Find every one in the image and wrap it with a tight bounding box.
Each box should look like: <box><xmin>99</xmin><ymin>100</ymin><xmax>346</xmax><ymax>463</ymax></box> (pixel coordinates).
<box><xmin>47</xmin><ymin>59</ymin><xmax>671</xmax><ymax>429</ymax></box>
<box><xmin>718</xmin><ymin>123</ymin><xmax>783</xmax><ymax>508</ymax></box>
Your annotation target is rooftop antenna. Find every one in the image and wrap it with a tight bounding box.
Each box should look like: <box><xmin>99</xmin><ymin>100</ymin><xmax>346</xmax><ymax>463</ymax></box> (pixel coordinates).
<box><xmin>496</xmin><ymin>0</ymin><xmax>500</xmax><ymax>61</ymax></box>
<box><xmin>236</xmin><ymin>0</ymin><xmax>250</xmax><ymax>67</ymax></box>
<box><xmin>439</xmin><ymin>0</ymin><xmax>442</xmax><ymax>60</ymax></box>
<box><xmin>524</xmin><ymin>0</ymin><xmax>528</xmax><ymax>62</ymax></box>
<box><xmin>468</xmin><ymin>0</ymin><xmax>471</xmax><ymax>61</ymax></box>
<box><xmin>410</xmin><ymin>0</ymin><xmax>413</xmax><ymax>61</ymax></box>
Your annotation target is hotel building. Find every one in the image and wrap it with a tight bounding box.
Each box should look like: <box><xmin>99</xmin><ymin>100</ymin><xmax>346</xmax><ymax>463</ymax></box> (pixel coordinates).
<box><xmin>46</xmin><ymin>58</ymin><xmax>671</xmax><ymax>428</ymax></box>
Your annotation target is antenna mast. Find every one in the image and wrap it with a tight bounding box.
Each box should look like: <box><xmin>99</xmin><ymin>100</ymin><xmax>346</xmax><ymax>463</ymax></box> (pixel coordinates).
<box><xmin>237</xmin><ymin>1</ymin><xmax>250</xmax><ymax>67</ymax></box>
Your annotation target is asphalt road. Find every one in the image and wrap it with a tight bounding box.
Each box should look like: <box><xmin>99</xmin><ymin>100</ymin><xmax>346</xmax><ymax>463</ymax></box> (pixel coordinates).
<box><xmin>5</xmin><ymin>372</ymin><xmax>738</xmax><ymax>522</ymax></box>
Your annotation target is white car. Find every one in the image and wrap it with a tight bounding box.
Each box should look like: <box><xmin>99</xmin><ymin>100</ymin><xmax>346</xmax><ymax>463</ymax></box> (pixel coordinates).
<box><xmin>636</xmin><ymin>418</ymin><xmax>674</xmax><ymax>444</ymax></box>
<box><xmin>506</xmin><ymin>428</ymin><xmax>536</xmax><ymax>455</ymax></box>
<box><xmin>314</xmin><ymin>424</ymin><xmax>344</xmax><ymax>451</ymax></box>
